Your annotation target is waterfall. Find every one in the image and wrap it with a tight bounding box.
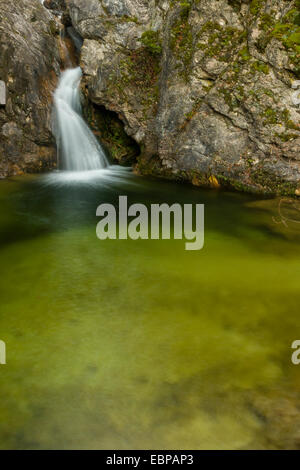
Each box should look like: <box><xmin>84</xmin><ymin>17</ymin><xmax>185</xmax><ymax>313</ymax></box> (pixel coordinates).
<box><xmin>53</xmin><ymin>67</ymin><xmax>108</xmax><ymax>171</ymax></box>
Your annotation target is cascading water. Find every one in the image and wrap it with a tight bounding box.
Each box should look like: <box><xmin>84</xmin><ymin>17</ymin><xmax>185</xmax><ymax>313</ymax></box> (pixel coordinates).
<box><xmin>53</xmin><ymin>67</ymin><xmax>108</xmax><ymax>171</ymax></box>
<box><xmin>39</xmin><ymin>0</ymin><xmax>133</xmax><ymax>185</ymax></box>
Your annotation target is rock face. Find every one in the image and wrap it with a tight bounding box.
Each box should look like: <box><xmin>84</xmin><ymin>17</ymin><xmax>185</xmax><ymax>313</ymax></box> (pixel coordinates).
<box><xmin>68</xmin><ymin>0</ymin><xmax>300</xmax><ymax>194</ymax></box>
<box><xmin>44</xmin><ymin>0</ymin><xmax>65</xmax><ymax>9</ymax></box>
<box><xmin>0</xmin><ymin>0</ymin><xmax>61</xmax><ymax>177</ymax></box>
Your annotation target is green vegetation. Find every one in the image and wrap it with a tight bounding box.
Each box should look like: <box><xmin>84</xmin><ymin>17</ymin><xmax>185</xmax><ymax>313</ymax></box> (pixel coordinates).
<box><xmin>87</xmin><ymin>105</ymin><xmax>140</xmax><ymax>164</ymax></box>
<box><xmin>271</xmin><ymin>23</ymin><xmax>300</xmax><ymax>50</ymax></box>
<box><xmin>259</xmin><ymin>13</ymin><xmax>275</xmax><ymax>32</ymax></box>
<box><xmin>219</xmin><ymin>87</ymin><xmax>239</xmax><ymax>111</ymax></box>
<box><xmin>239</xmin><ymin>46</ymin><xmax>251</xmax><ymax>61</ymax></box>
<box><xmin>104</xmin><ymin>46</ymin><xmax>161</xmax><ymax>120</ymax></box>
<box><xmin>262</xmin><ymin>108</ymin><xmax>279</xmax><ymax>125</ymax></box>
<box><xmin>250</xmin><ymin>0</ymin><xmax>264</xmax><ymax>16</ymax></box>
<box><xmin>121</xmin><ymin>49</ymin><xmax>161</xmax><ymax>91</ymax></box>
<box><xmin>197</xmin><ymin>21</ymin><xmax>246</xmax><ymax>63</ymax></box>
<box><xmin>227</xmin><ymin>0</ymin><xmax>242</xmax><ymax>12</ymax></box>
<box><xmin>275</xmin><ymin>132</ymin><xmax>299</xmax><ymax>142</ymax></box>
<box><xmin>250</xmin><ymin>168</ymin><xmax>297</xmax><ymax>195</ymax></box>
<box><xmin>250</xmin><ymin>60</ymin><xmax>269</xmax><ymax>74</ymax></box>
<box><xmin>170</xmin><ymin>2</ymin><xmax>194</xmax><ymax>81</ymax></box>
<box><xmin>122</xmin><ymin>15</ymin><xmax>139</xmax><ymax>24</ymax></box>
<box><xmin>261</xmin><ymin>107</ymin><xmax>299</xmax><ymax>132</ymax></box>
<box><xmin>139</xmin><ymin>30</ymin><xmax>162</xmax><ymax>55</ymax></box>
<box><xmin>49</xmin><ymin>19</ymin><xmax>58</xmax><ymax>35</ymax></box>
<box><xmin>255</xmin><ymin>4</ymin><xmax>300</xmax><ymax>76</ymax></box>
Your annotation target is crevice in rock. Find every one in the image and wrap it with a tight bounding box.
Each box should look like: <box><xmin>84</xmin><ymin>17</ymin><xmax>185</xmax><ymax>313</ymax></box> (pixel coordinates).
<box><xmin>83</xmin><ymin>102</ymin><xmax>141</xmax><ymax>166</ymax></box>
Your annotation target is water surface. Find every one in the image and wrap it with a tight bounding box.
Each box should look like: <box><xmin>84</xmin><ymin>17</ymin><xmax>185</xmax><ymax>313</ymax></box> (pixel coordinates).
<box><xmin>0</xmin><ymin>170</ymin><xmax>299</xmax><ymax>449</ymax></box>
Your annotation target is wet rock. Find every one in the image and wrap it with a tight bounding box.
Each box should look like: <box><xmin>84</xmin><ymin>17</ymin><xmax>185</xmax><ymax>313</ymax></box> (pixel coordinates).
<box><xmin>44</xmin><ymin>0</ymin><xmax>70</xmax><ymax>26</ymax></box>
<box><xmin>69</xmin><ymin>0</ymin><xmax>300</xmax><ymax>195</ymax></box>
<box><xmin>0</xmin><ymin>0</ymin><xmax>61</xmax><ymax>177</ymax></box>
<box><xmin>67</xmin><ymin>27</ymin><xmax>83</xmax><ymax>52</ymax></box>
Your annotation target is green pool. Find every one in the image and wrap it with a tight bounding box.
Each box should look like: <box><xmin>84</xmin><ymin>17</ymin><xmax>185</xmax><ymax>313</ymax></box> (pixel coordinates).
<box><xmin>0</xmin><ymin>170</ymin><xmax>299</xmax><ymax>449</ymax></box>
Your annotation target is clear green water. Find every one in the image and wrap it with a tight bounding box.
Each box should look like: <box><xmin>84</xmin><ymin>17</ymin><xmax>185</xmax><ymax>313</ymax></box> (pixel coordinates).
<box><xmin>0</xmin><ymin>172</ymin><xmax>299</xmax><ymax>449</ymax></box>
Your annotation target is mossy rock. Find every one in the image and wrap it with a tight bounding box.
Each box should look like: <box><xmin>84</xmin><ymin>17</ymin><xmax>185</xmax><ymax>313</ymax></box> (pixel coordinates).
<box><xmin>85</xmin><ymin>103</ymin><xmax>140</xmax><ymax>165</ymax></box>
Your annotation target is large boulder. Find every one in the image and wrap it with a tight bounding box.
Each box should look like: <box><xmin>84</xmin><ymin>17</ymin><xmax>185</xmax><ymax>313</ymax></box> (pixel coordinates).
<box><xmin>0</xmin><ymin>0</ymin><xmax>61</xmax><ymax>177</ymax></box>
<box><xmin>68</xmin><ymin>0</ymin><xmax>300</xmax><ymax>194</ymax></box>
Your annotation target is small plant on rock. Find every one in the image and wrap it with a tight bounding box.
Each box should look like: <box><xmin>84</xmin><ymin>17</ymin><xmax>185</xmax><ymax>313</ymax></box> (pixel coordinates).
<box><xmin>139</xmin><ymin>30</ymin><xmax>162</xmax><ymax>55</ymax></box>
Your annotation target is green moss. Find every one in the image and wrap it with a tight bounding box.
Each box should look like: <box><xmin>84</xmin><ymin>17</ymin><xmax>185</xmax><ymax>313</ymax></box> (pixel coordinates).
<box><xmin>49</xmin><ymin>20</ymin><xmax>58</xmax><ymax>36</ymax></box>
<box><xmin>138</xmin><ymin>158</ymin><xmax>298</xmax><ymax>196</ymax></box>
<box><xmin>275</xmin><ymin>132</ymin><xmax>299</xmax><ymax>142</ymax></box>
<box><xmin>179</xmin><ymin>1</ymin><xmax>192</xmax><ymax>18</ymax></box>
<box><xmin>261</xmin><ymin>107</ymin><xmax>298</xmax><ymax>128</ymax></box>
<box><xmin>105</xmin><ymin>47</ymin><xmax>161</xmax><ymax>118</ymax></box>
<box><xmin>280</xmin><ymin>108</ymin><xmax>299</xmax><ymax>131</ymax></box>
<box><xmin>197</xmin><ymin>22</ymin><xmax>246</xmax><ymax>65</ymax></box>
<box><xmin>139</xmin><ymin>30</ymin><xmax>162</xmax><ymax>56</ymax></box>
<box><xmin>250</xmin><ymin>168</ymin><xmax>297</xmax><ymax>196</ymax></box>
<box><xmin>170</xmin><ymin>5</ymin><xmax>194</xmax><ymax>81</ymax></box>
<box><xmin>286</xmin><ymin>119</ymin><xmax>299</xmax><ymax>131</ymax></box>
<box><xmin>219</xmin><ymin>87</ymin><xmax>239</xmax><ymax>110</ymax></box>
<box><xmin>120</xmin><ymin>49</ymin><xmax>161</xmax><ymax>90</ymax></box>
<box><xmin>262</xmin><ymin>88</ymin><xmax>275</xmax><ymax>99</ymax></box>
<box><xmin>283</xmin><ymin>8</ymin><xmax>300</xmax><ymax>26</ymax></box>
<box><xmin>250</xmin><ymin>0</ymin><xmax>264</xmax><ymax>16</ymax></box>
<box><xmin>284</xmin><ymin>31</ymin><xmax>300</xmax><ymax>48</ymax></box>
<box><xmin>122</xmin><ymin>15</ymin><xmax>139</xmax><ymax>24</ymax></box>
<box><xmin>239</xmin><ymin>46</ymin><xmax>251</xmax><ymax>61</ymax></box>
<box><xmin>250</xmin><ymin>60</ymin><xmax>269</xmax><ymax>74</ymax></box>
<box><xmin>255</xmin><ymin>5</ymin><xmax>300</xmax><ymax>76</ymax></box>
<box><xmin>259</xmin><ymin>13</ymin><xmax>275</xmax><ymax>31</ymax></box>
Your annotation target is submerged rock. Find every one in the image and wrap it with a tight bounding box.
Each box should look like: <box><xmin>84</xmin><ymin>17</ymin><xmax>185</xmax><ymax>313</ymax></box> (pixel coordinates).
<box><xmin>0</xmin><ymin>0</ymin><xmax>61</xmax><ymax>177</ymax></box>
<box><xmin>248</xmin><ymin>388</ymin><xmax>300</xmax><ymax>449</ymax></box>
<box><xmin>68</xmin><ymin>0</ymin><xmax>300</xmax><ymax>194</ymax></box>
